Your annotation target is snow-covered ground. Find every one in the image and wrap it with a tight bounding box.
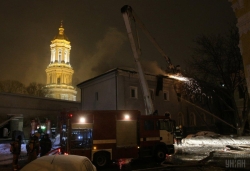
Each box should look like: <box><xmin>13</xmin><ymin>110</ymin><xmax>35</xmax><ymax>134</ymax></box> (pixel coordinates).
<box><xmin>170</xmin><ymin>131</ymin><xmax>250</xmax><ymax>165</ymax></box>
<box><xmin>0</xmin><ymin>134</ymin><xmax>60</xmax><ymax>165</ymax></box>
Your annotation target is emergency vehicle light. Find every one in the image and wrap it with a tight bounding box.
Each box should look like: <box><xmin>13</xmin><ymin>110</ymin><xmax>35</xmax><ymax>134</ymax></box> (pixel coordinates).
<box><xmin>79</xmin><ymin>117</ymin><xmax>86</xmax><ymax>123</ymax></box>
<box><xmin>124</xmin><ymin>114</ymin><xmax>130</xmax><ymax>120</ymax></box>
<box><xmin>68</xmin><ymin>113</ymin><xmax>73</xmax><ymax>119</ymax></box>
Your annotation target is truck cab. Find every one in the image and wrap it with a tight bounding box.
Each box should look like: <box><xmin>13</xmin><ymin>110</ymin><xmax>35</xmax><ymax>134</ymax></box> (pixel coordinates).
<box><xmin>138</xmin><ymin>115</ymin><xmax>175</xmax><ymax>161</ymax></box>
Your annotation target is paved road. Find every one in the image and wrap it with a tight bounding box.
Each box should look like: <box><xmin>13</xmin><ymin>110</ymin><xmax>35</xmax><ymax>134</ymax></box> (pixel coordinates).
<box><xmin>0</xmin><ymin>155</ymin><xmax>28</xmax><ymax>171</ymax></box>
<box><xmin>99</xmin><ymin>158</ymin><xmax>230</xmax><ymax>171</ymax></box>
<box><xmin>0</xmin><ymin>155</ymin><xmax>239</xmax><ymax>171</ymax></box>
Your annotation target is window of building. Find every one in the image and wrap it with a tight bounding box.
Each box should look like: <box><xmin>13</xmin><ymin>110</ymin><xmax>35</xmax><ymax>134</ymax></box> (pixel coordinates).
<box><xmin>201</xmin><ymin>113</ymin><xmax>206</xmax><ymax>125</ymax></box>
<box><xmin>52</xmin><ymin>50</ymin><xmax>56</xmax><ymax>62</ymax></box>
<box><xmin>177</xmin><ymin>112</ymin><xmax>183</xmax><ymax>126</ymax></box>
<box><xmin>64</xmin><ymin>94</ymin><xmax>68</xmax><ymax>100</ymax></box>
<box><xmin>144</xmin><ymin>120</ymin><xmax>154</xmax><ymax>130</ymax></box>
<box><xmin>150</xmin><ymin>89</ymin><xmax>154</xmax><ymax>100</ymax></box>
<box><xmin>130</xmin><ymin>86</ymin><xmax>138</xmax><ymax>98</ymax></box>
<box><xmin>211</xmin><ymin>115</ymin><xmax>215</xmax><ymax>124</ymax></box>
<box><xmin>64</xmin><ymin>51</ymin><xmax>67</xmax><ymax>62</ymax></box>
<box><xmin>58</xmin><ymin>50</ymin><xmax>62</xmax><ymax>63</ymax></box>
<box><xmin>189</xmin><ymin>112</ymin><xmax>196</xmax><ymax>126</ymax></box>
<box><xmin>49</xmin><ymin>75</ymin><xmax>52</xmax><ymax>84</ymax></box>
<box><xmin>60</xmin><ymin>94</ymin><xmax>65</xmax><ymax>100</ymax></box>
<box><xmin>95</xmin><ymin>92</ymin><xmax>98</xmax><ymax>101</ymax></box>
<box><xmin>201</xmin><ymin>94</ymin><xmax>205</xmax><ymax>104</ymax></box>
<box><xmin>163</xmin><ymin>91</ymin><xmax>169</xmax><ymax>101</ymax></box>
<box><xmin>65</xmin><ymin>77</ymin><xmax>68</xmax><ymax>84</ymax></box>
<box><xmin>176</xmin><ymin>93</ymin><xmax>181</xmax><ymax>102</ymax></box>
<box><xmin>68</xmin><ymin>53</ymin><xmax>70</xmax><ymax>63</ymax></box>
<box><xmin>57</xmin><ymin>77</ymin><xmax>61</xmax><ymax>84</ymax></box>
<box><xmin>238</xmin><ymin>85</ymin><xmax>245</xmax><ymax>99</ymax></box>
<box><xmin>207</xmin><ymin>96</ymin><xmax>213</xmax><ymax>104</ymax></box>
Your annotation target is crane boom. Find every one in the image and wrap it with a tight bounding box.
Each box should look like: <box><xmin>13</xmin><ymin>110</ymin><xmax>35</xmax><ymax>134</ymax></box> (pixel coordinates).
<box><xmin>121</xmin><ymin>5</ymin><xmax>155</xmax><ymax>115</ymax></box>
<box><xmin>121</xmin><ymin>5</ymin><xmax>175</xmax><ymax>72</ymax></box>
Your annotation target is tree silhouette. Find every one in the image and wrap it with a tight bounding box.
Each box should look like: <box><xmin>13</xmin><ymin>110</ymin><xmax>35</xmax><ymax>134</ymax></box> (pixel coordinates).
<box><xmin>0</xmin><ymin>80</ymin><xmax>50</xmax><ymax>98</ymax></box>
<box><xmin>184</xmin><ymin>25</ymin><xmax>248</xmax><ymax>135</ymax></box>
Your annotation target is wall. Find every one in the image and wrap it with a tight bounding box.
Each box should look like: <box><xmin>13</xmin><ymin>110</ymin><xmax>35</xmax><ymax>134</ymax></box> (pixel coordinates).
<box><xmin>0</xmin><ymin>92</ymin><xmax>81</xmax><ymax>138</ymax></box>
<box><xmin>79</xmin><ymin>71</ymin><xmax>117</xmax><ymax>110</ymax></box>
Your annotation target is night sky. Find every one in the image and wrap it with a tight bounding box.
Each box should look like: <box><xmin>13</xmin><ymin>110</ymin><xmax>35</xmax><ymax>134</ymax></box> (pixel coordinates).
<box><xmin>0</xmin><ymin>0</ymin><xmax>236</xmax><ymax>100</ymax></box>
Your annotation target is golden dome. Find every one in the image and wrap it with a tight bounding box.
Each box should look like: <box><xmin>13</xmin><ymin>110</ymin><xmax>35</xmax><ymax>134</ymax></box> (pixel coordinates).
<box><xmin>53</xmin><ymin>21</ymin><xmax>69</xmax><ymax>41</ymax></box>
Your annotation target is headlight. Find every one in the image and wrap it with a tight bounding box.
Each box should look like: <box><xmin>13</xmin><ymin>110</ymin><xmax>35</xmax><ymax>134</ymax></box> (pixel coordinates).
<box><xmin>124</xmin><ymin>114</ymin><xmax>130</xmax><ymax>120</ymax></box>
<box><xmin>79</xmin><ymin>117</ymin><xmax>86</xmax><ymax>123</ymax></box>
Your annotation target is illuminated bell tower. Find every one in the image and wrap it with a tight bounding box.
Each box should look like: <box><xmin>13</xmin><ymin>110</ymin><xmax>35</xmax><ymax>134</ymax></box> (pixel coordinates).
<box><xmin>45</xmin><ymin>22</ymin><xmax>77</xmax><ymax>101</ymax></box>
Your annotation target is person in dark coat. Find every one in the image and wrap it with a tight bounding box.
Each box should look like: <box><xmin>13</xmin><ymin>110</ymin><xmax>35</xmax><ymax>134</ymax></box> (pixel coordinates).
<box><xmin>27</xmin><ymin>133</ymin><xmax>40</xmax><ymax>163</ymax></box>
<box><xmin>174</xmin><ymin>125</ymin><xmax>183</xmax><ymax>145</ymax></box>
<box><xmin>39</xmin><ymin>134</ymin><xmax>52</xmax><ymax>156</ymax></box>
<box><xmin>11</xmin><ymin>135</ymin><xmax>22</xmax><ymax>171</ymax></box>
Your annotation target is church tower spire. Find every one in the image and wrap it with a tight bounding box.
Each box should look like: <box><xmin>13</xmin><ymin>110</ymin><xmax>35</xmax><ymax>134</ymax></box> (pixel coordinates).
<box><xmin>44</xmin><ymin>22</ymin><xmax>77</xmax><ymax>101</ymax></box>
<box><xmin>59</xmin><ymin>20</ymin><xmax>64</xmax><ymax>35</ymax></box>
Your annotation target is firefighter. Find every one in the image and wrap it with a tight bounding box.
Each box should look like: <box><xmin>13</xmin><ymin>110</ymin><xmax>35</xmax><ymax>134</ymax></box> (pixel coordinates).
<box><xmin>10</xmin><ymin>135</ymin><xmax>22</xmax><ymax>171</ymax></box>
<box><xmin>174</xmin><ymin>125</ymin><xmax>183</xmax><ymax>145</ymax></box>
<box><xmin>40</xmin><ymin>134</ymin><xmax>52</xmax><ymax>156</ymax></box>
<box><xmin>27</xmin><ymin>133</ymin><xmax>40</xmax><ymax>163</ymax></box>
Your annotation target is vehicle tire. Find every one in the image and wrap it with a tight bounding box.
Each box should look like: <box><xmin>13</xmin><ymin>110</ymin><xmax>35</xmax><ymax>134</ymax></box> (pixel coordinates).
<box><xmin>93</xmin><ymin>152</ymin><xmax>109</xmax><ymax>168</ymax></box>
<box><xmin>154</xmin><ymin>147</ymin><xmax>166</xmax><ymax>162</ymax></box>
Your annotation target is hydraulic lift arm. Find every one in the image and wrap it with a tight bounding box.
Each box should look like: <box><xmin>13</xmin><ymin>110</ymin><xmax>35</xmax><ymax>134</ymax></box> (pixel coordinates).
<box><xmin>121</xmin><ymin>5</ymin><xmax>156</xmax><ymax>115</ymax></box>
<box><xmin>121</xmin><ymin>5</ymin><xmax>175</xmax><ymax>73</ymax></box>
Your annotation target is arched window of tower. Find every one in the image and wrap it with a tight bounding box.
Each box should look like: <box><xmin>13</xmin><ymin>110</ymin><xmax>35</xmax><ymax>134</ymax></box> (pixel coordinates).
<box><xmin>52</xmin><ymin>50</ymin><xmax>55</xmax><ymax>62</ymax></box>
<box><xmin>58</xmin><ymin>49</ymin><xmax>62</xmax><ymax>63</ymax></box>
<box><xmin>68</xmin><ymin>52</ymin><xmax>70</xmax><ymax>64</ymax></box>
<box><xmin>57</xmin><ymin>77</ymin><xmax>61</xmax><ymax>84</ymax></box>
<box><xmin>49</xmin><ymin>75</ymin><xmax>52</xmax><ymax>84</ymax></box>
<box><xmin>64</xmin><ymin>51</ymin><xmax>67</xmax><ymax>63</ymax></box>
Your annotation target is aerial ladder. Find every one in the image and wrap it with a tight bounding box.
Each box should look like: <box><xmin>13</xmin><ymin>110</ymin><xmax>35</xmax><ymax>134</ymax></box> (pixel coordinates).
<box><xmin>121</xmin><ymin>5</ymin><xmax>175</xmax><ymax>115</ymax></box>
<box><xmin>121</xmin><ymin>5</ymin><xmax>175</xmax><ymax>73</ymax></box>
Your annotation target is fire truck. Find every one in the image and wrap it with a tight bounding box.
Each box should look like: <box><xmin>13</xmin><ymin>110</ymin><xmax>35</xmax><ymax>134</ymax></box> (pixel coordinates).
<box><xmin>59</xmin><ymin>110</ymin><xmax>175</xmax><ymax>168</ymax></box>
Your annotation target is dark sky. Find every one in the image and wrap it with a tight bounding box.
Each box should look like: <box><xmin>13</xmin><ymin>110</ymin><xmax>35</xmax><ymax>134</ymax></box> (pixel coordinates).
<box><xmin>0</xmin><ymin>0</ymin><xmax>236</xmax><ymax>98</ymax></box>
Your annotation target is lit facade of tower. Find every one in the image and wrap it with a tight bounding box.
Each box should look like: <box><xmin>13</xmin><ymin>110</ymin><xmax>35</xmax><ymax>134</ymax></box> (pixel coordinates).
<box><xmin>45</xmin><ymin>22</ymin><xmax>77</xmax><ymax>101</ymax></box>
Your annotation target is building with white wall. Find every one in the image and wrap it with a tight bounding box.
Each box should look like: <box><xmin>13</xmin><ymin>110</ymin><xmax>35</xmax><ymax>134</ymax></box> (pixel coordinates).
<box><xmin>77</xmin><ymin>68</ymin><xmax>176</xmax><ymax>114</ymax></box>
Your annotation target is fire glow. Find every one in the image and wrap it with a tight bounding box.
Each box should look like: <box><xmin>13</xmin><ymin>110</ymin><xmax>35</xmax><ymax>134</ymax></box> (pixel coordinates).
<box><xmin>167</xmin><ymin>74</ymin><xmax>189</xmax><ymax>82</ymax></box>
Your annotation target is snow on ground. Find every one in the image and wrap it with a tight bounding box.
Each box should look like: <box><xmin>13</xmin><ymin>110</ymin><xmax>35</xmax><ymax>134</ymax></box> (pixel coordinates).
<box><xmin>171</xmin><ymin>132</ymin><xmax>250</xmax><ymax>164</ymax></box>
<box><xmin>0</xmin><ymin>143</ymin><xmax>27</xmax><ymax>165</ymax></box>
<box><xmin>0</xmin><ymin>134</ymin><xmax>61</xmax><ymax>165</ymax></box>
